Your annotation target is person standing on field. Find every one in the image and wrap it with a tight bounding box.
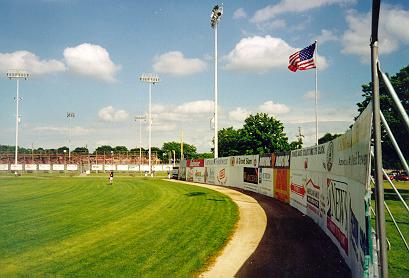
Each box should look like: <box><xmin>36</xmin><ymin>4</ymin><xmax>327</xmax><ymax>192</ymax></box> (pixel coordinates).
<box><xmin>109</xmin><ymin>171</ymin><xmax>114</xmax><ymax>184</ymax></box>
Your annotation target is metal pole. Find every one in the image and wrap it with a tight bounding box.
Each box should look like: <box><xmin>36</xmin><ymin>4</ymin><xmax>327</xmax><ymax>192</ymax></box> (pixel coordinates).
<box><xmin>68</xmin><ymin>116</ymin><xmax>71</xmax><ymax>162</ymax></box>
<box><xmin>315</xmin><ymin>40</ymin><xmax>318</xmax><ymax>145</ymax></box>
<box><xmin>214</xmin><ymin>23</ymin><xmax>218</xmax><ymax>158</ymax></box>
<box><xmin>15</xmin><ymin>79</ymin><xmax>20</xmax><ymax>165</ymax></box>
<box><xmin>148</xmin><ymin>83</ymin><xmax>152</xmax><ymax>175</ymax></box>
<box><xmin>139</xmin><ymin>118</ymin><xmax>142</xmax><ymax>171</ymax></box>
<box><xmin>371</xmin><ymin>0</ymin><xmax>388</xmax><ymax>274</ymax></box>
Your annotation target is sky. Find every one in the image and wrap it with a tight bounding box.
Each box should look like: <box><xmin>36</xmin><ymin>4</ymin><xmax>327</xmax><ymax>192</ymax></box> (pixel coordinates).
<box><xmin>0</xmin><ymin>0</ymin><xmax>408</xmax><ymax>153</ymax></box>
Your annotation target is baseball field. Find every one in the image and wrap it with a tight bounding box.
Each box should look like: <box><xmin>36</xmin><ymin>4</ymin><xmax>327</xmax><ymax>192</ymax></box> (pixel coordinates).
<box><xmin>0</xmin><ymin>176</ymin><xmax>238</xmax><ymax>276</ymax></box>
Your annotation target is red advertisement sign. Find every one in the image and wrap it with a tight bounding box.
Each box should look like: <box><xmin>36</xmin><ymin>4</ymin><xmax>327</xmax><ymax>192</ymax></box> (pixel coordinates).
<box><xmin>186</xmin><ymin>159</ymin><xmax>204</xmax><ymax>167</ymax></box>
<box><xmin>274</xmin><ymin>168</ymin><xmax>290</xmax><ymax>203</ymax></box>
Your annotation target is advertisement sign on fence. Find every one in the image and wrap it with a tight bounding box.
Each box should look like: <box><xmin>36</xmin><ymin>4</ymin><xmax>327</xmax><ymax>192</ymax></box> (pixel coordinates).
<box><xmin>128</xmin><ymin>165</ymin><xmax>139</xmax><ymax>171</ymax></box>
<box><xmin>52</xmin><ymin>164</ymin><xmax>65</xmax><ymax>171</ymax></box>
<box><xmin>104</xmin><ymin>165</ymin><xmax>116</xmax><ymax>171</ymax></box>
<box><xmin>67</xmin><ymin>164</ymin><xmax>78</xmax><ymax>171</ymax></box>
<box><xmin>273</xmin><ymin>152</ymin><xmax>291</xmax><ymax>203</ymax></box>
<box><xmin>11</xmin><ymin>164</ymin><xmax>23</xmax><ymax>171</ymax></box>
<box><xmin>258</xmin><ymin>154</ymin><xmax>274</xmax><ymax>197</ymax></box>
<box><xmin>92</xmin><ymin>164</ymin><xmax>103</xmax><ymax>171</ymax></box>
<box><xmin>0</xmin><ymin>164</ymin><xmax>9</xmax><ymax>171</ymax></box>
<box><xmin>214</xmin><ymin>157</ymin><xmax>229</xmax><ymax>186</ymax></box>
<box><xmin>39</xmin><ymin>164</ymin><xmax>51</xmax><ymax>171</ymax></box>
<box><xmin>204</xmin><ymin>159</ymin><xmax>215</xmax><ymax>184</ymax></box>
<box><xmin>117</xmin><ymin>165</ymin><xmax>128</xmax><ymax>171</ymax></box>
<box><xmin>25</xmin><ymin>164</ymin><xmax>37</xmax><ymax>171</ymax></box>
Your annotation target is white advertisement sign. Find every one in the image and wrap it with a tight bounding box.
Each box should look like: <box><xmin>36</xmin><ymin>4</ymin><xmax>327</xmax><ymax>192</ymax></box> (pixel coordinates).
<box><xmin>204</xmin><ymin>158</ymin><xmax>216</xmax><ymax>184</ymax></box>
<box><xmin>104</xmin><ymin>165</ymin><xmax>116</xmax><ymax>171</ymax></box>
<box><xmin>39</xmin><ymin>164</ymin><xmax>51</xmax><ymax>171</ymax></box>
<box><xmin>192</xmin><ymin>168</ymin><xmax>205</xmax><ymax>183</ymax></box>
<box><xmin>117</xmin><ymin>165</ymin><xmax>129</xmax><ymax>171</ymax></box>
<box><xmin>11</xmin><ymin>164</ymin><xmax>23</xmax><ymax>171</ymax></box>
<box><xmin>52</xmin><ymin>164</ymin><xmax>65</xmax><ymax>171</ymax></box>
<box><xmin>25</xmin><ymin>164</ymin><xmax>37</xmax><ymax>171</ymax></box>
<box><xmin>229</xmin><ymin>155</ymin><xmax>259</xmax><ymax>192</ymax></box>
<box><xmin>0</xmin><ymin>164</ymin><xmax>9</xmax><ymax>171</ymax></box>
<box><xmin>92</xmin><ymin>164</ymin><xmax>103</xmax><ymax>171</ymax></box>
<box><xmin>214</xmin><ymin>157</ymin><xmax>229</xmax><ymax>186</ymax></box>
<box><xmin>128</xmin><ymin>165</ymin><xmax>139</xmax><ymax>172</ymax></box>
<box><xmin>259</xmin><ymin>168</ymin><xmax>274</xmax><ymax>197</ymax></box>
<box><xmin>67</xmin><ymin>164</ymin><xmax>78</xmax><ymax>171</ymax></box>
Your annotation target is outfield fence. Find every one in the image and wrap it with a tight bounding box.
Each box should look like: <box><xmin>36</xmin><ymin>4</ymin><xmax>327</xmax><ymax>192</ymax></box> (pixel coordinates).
<box><xmin>179</xmin><ymin>104</ymin><xmax>375</xmax><ymax>278</ymax></box>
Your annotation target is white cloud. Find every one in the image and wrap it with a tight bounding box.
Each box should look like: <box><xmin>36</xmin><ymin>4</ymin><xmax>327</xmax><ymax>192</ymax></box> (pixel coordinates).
<box><xmin>303</xmin><ymin>90</ymin><xmax>320</xmax><ymax>100</ymax></box>
<box><xmin>153</xmin><ymin>51</ymin><xmax>207</xmax><ymax>76</ymax></box>
<box><xmin>316</xmin><ymin>29</ymin><xmax>338</xmax><ymax>44</ymax></box>
<box><xmin>98</xmin><ymin>106</ymin><xmax>129</xmax><ymax>122</ymax></box>
<box><xmin>233</xmin><ymin>8</ymin><xmax>247</xmax><ymax>19</ymax></box>
<box><xmin>0</xmin><ymin>50</ymin><xmax>66</xmax><ymax>75</ymax></box>
<box><xmin>224</xmin><ymin>36</ymin><xmax>296</xmax><ymax>72</ymax></box>
<box><xmin>251</xmin><ymin>0</ymin><xmax>355</xmax><ymax>23</ymax></box>
<box><xmin>63</xmin><ymin>43</ymin><xmax>121</xmax><ymax>82</ymax></box>
<box><xmin>342</xmin><ymin>5</ymin><xmax>409</xmax><ymax>61</ymax></box>
<box><xmin>224</xmin><ymin>36</ymin><xmax>328</xmax><ymax>72</ymax></box>
<box><xmin>175</xmin><ymin>100</ymin><xmax>214</xmax><ymax>114</ymax></box>
<box><xmin>228</xmin><ymin>107</ymin><xmax>251</xmax><ymax>122</ymax></box>
<box><xmin>259</xmin><ymin>101</ymin><xmax>290</xmax><ymax>114</ymax></box>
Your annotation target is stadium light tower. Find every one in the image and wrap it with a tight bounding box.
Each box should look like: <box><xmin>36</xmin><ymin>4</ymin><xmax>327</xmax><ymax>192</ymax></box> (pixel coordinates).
<box><xmin>139</xmin><ymin>74</ymin><xmax>160</xmax><ymax>175</ymax></box>
<box><xmin>211</xmin><ymin>4</ymin><xmax>223</xmax><ymax>158</ymax></box>
<box><xmin>6</xmin><ymin>70</ymin><xmax>30</xmax><ymax>168</ymax></box>
<box><xmin>67</xmin><ymin>112</ymin><xmax>75</xmax><ymax>162</ymax></box>
<box><xmin>135</xmin><ymin>115</ymin><xmax>147</xmax><ymax>170</ymax></box>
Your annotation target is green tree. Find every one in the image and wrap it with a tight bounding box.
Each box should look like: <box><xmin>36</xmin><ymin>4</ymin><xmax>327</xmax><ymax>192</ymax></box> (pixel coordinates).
<box><xmin>356</xmin><ymin>64</ymin><xmax>409</xmax><ymax>168</ymax></box>
<box><xmin>94</xmin><ymin>145</ymin><xmax>113</xmax><ymax>154</ymax></box>
<box><xmin>217</xmin><ymin>127</ymin><xmax>244</xmax><ymax>157</ymax></box>
<box><xmin>318</xmin><ymin>133</ymin><xmax>341</xmax><ymax>145</ymax></box>
<box><xmin>241</xmin><ymin>113</ymin><xmax>289</xmax><ymax>155</ymax></box>
<box><xmin>72</xmin><ymin>147</ymin><xmax>89</xmax><ymax>154</ymax></box>
<box><xmin>162</xmin><ymin>141</ymin><xmax>197</xmax><ymax>160</ymax></box>
<box><xmin>217</xmin><ymin>113</ymin><xmax>290</xmax><ymax>156</ymax></box>
<box><xmin>113</xmin><ymin>146</ymin><xmax>128</xmax><ymax>154</ymax></box>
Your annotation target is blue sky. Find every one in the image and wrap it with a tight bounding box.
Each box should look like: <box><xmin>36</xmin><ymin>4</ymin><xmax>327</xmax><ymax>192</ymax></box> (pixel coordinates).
<box><xmin>1</xmin><ymin>0</ymin><xmax>408</xmax><ymax>152</ymax></box>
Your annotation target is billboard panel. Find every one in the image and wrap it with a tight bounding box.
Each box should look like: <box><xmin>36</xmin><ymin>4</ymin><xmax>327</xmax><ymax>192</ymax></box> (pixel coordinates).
<box><xmin>25</xmin><ymin>164</ymin><xmax>37</xmax><ymax>171</ymax></box>
<box><xmin>11</xmin><ymin>164</ymin><xmax>23</xmax><ymax>171</ymax></box>
<box><xmin>52</xmin><ymin>164</ymin><xmax>65</xmax><ymax>171</ymax></box>
<box><xmin>117</xmin><ymin>165</ymin><xmax>128</xmax><ymax>171</ymax></box>
<box><xmin>273</xmin><ymin>152</ymin><xmax>291</xmax><ymax>203</ymax></box>
<box><xmin>0</xmin><ymin>164</ymin><xmax>9</xmax><ymax>171</ymax></box>
<box><xmin>92</xmin><ymin>164</ymin><xmax>103</xmax><ymax>171</ymax></box>
<box><xmin>67</xmin><ymin>164</ymin><xmax>78</xmax><ymax>171</ymax></box>
<box><xmin>259</xmin><ymin>154</ymin><xmax>274</xmax><ymax>197</ymax></box>
<box><xmin>39</xmin><ymin>164</ymin><xmax>51</xmax><ymax>171</ymax></box>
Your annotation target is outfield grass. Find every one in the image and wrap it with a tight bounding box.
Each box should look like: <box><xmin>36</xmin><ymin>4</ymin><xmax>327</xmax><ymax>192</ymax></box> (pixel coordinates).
<box><xmin>373</xmin><ymin>181</ymin><xmax>409</xmax><ymax>277</ymax></box>
<box><xmin>0</xmin><ymin>177</ymin><xmax>238</xmax><ymax>276</ymax></box>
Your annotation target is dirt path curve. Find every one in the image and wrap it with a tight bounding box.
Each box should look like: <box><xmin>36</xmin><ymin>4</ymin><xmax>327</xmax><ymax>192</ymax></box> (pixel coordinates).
<box><xmin>168</xmin><ymin>180</ymin><xmax>351</xmax><ymax>277</ymax></box>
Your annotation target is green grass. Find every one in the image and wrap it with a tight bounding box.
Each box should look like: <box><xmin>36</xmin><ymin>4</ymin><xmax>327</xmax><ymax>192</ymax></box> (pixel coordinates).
<box><xmin>0</xmin><ymin>176</ymin><xmax>238</xmax><ymax>276</ymax></box>
<box><xmin>373</xmin><ymin>181</ymin><xmax>409</xmax><ymax>277</ymax></box>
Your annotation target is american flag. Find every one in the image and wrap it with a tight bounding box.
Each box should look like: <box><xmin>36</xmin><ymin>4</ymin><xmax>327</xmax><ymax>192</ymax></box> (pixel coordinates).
<box><xmin>288</xmin><ymin>43</ymin><xmax>316</xmax><ymax>72</ymax></box>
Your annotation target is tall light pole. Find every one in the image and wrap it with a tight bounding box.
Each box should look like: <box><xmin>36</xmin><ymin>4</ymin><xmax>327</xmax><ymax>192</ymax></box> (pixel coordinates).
<box><xmin>6</xmin><ymin>70</ymin><xmax>30</xmax><ymax>168</ymax></box>
<box><xmin>135</xmin><ymin>115</ymin><xmax>147</xmax><ymax>171</ymax></box>
<box><xmin>67</xmin><ymin>112</ymin><xmax>75</xmax><ymax>162</ymax></box>
<box><xmin>139</xmin><ymin>74</ymin><xmax>160</xmax><ymax>175</ymax></box>
<box><xmin>211</xmin><ymin>4</ymin><xmax>223</xmax><ymax>158</ymax></box>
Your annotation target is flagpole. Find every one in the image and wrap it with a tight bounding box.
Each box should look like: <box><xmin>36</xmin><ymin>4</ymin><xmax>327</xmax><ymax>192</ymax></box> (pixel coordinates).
<box><xmin>315</xmin><ymin>40</ymin><xmax>318</xmax><ymax>145</ymax></box>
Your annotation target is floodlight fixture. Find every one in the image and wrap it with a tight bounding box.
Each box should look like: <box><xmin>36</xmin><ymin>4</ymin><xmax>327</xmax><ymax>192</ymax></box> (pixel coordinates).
<box><xmin>210</xmin><ymin>4</ymin><xmax>223</xmax><ymax>29</ymax></box>
<box><xmin>6</xmin><ymin>70</ymin><xmax>30</xmax><ymax>167</ymax></box>
<box><xmin>139</xmin><ymin>73</ymin><xmax>160</xmax><ymax>175</ymax></box>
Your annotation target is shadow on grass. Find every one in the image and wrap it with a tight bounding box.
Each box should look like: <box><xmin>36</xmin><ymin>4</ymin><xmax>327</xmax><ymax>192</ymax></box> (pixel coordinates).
<box><xmin>373</xmin><ymin>189</ymin><xmax>409</xmax><ymax>202</ymax></box>
<box><xmin>206</xmin><ymin>198</ymin><xmax>226</xmax><ymax>202</ymax></box>
<box><xmin>185</xmin><ymin>192</ymin><xmax>206</xmax><ymax>197</ymax></box>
